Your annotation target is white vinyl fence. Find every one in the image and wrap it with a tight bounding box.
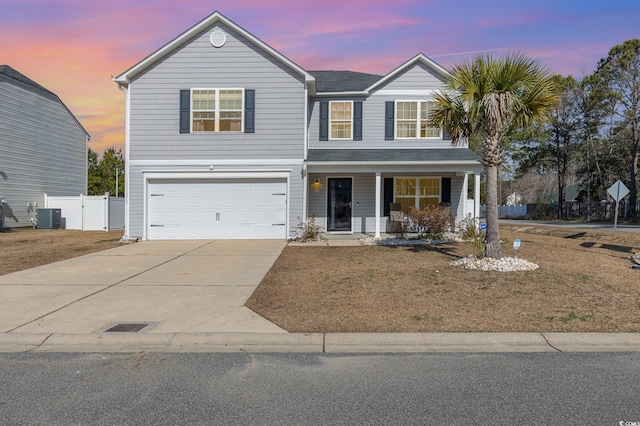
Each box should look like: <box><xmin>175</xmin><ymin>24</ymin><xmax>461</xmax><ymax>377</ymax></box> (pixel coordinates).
<box><xmin>480</xmin><ymin>205</ymin><xmax>528</xmax><ymax>219</ymax></box>
<box><xmin>44</xmin><ymin>193</ymin><xmax>124</xmax><ymax>231</ymax></box>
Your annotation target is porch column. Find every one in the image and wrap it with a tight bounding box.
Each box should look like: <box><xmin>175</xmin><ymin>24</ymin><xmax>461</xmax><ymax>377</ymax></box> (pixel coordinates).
<box><xmin>474</xmin><ymin>172</ymin><xmax>481</xmax><ymax>221</ymax></box>
<box><xmin>462</xmin><ymin>173</ymin><xmax>469</xmax><ymax>217</ymax></box>
<box><xmin>375</xmin><ymin>172</ymin><xmax>381</xmax><ymax>238</ymax></box>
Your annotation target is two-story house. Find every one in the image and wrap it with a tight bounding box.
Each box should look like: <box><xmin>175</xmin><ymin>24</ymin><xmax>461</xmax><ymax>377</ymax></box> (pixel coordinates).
<box><xmin>114</xmin><ymin>11</ymin><xmax>482</xmax><ymax>240</ymax></box>
<box><xmin>1</xmin><ymin>65</ymin><xmax>89</xmax><ymax>229</ymax></box>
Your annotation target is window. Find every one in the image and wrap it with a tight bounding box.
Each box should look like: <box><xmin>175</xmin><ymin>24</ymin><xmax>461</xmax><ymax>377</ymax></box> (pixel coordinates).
<box><xmin>330</xmin><ymin>101</ymin><xmax>352</xmax><ymax>139</ymax></box>
<box><xmin>192</xmin><ymin>89</ymin><xmax>243</xmax><ymax>132</ymax></box>
<box><xmin>394</xmin><ymin>177</ymin><xmax>441</xmax><ymax>213</ymax></box>
<box><xmin>395</xmin><ymin>101</ymin><xmax>440</xmax><ymax>139</ymax></box>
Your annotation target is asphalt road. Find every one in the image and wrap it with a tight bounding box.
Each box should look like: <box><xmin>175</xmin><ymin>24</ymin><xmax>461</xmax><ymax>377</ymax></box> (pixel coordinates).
<box><xmin>1</xmin><ymin>352</ymin><xmax>639</xmax><ymax>425</ymax></box>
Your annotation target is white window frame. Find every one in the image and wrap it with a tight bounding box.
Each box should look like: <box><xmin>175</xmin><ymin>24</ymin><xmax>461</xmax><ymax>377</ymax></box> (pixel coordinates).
<box><xmin>329</xmin><ymin>100</ymin><xmax>353</xmax><ymax>140</ymax></box>
<box><xmin>393</xmin><ymin>176</ymin><xmax>442</xmax><ymax>212</ymax></box>
<box><xmin>394</xmin><ymin>100</ymin><xmax>441</xmax><ymax>140</ymax></box>
<box><xmin>191</xmin><ymin>88</ymin><xmax>244</xmax><ymax>133</ymax></box>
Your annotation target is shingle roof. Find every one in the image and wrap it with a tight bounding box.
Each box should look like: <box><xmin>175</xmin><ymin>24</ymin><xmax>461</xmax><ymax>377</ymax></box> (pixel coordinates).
<box><xmin>0</xmin><ymin>65</ymin><xmax>56</xmax><ymax>100</ymax></box>
<box><xmin>308</xmin><ymin>70</ymin><xmax>382</xmax><ymax>93</ymax></box>
<box><xmin>307</xmin><ymin>148</ymin><xmax>482</xmax><ymax>163</ymax></box>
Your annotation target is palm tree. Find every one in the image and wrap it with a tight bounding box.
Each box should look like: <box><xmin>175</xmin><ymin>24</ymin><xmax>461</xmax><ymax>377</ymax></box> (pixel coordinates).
<box><xmin>431</xmin><ymin>53</ymin><xmax>558</xmax><ymax>258</ymax></box>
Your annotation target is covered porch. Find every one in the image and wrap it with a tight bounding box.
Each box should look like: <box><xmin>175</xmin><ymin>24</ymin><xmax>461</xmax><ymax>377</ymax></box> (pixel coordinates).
<box><xmin>303</xmin><ymin>149</ymin><xmax>483</xmax><ymax>238</ymax></box>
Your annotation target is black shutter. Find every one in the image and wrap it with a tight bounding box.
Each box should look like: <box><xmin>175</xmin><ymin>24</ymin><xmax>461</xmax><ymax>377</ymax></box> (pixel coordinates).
<box><xmin>383</xmin><ymin>178</ymin><xmax>394</xmax><ymax>216</ymax></box>
<box><xmin>385</xmin><ymin>101</ymin><xmax>394</xmax><ymax>140</ymax></box>
<box><xmin>244</xmin><ymin>89</ymin><xmax>255</xmax><ymax>133</ymax></box>
<box><xmin>441</xmin><ymin>177</ymin><xmax>451</xmax><ymax>203</ymax></box>
<box><xmin>353</xmin><ymin>101</ymin><xmax>363</xmax><ymax>141</ymax></box>
<box><xmin>180</xmin><ymin>90</ymin><xmax>190</xmax><ymax>134</ymax></box>
<box><xmin>319</xmin><ymin>101</ymin><xmax>329</xmax><ymax>141</ymax></box>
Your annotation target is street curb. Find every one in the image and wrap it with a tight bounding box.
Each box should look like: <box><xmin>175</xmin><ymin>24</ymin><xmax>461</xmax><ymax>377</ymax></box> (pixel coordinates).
<box><xmin>2</xmin><ymin>332</ymin><xmax>640</xmax><ymax>353</ymax></box>
<box><xmin>325</xmin><ymin>333</ymin><xmax>556</xmax><ymax>353</ymax></box>
<box><xmin>544</xmin><ymin>332</ymin><xmax>640</xmax><ymax>352</ymax></box>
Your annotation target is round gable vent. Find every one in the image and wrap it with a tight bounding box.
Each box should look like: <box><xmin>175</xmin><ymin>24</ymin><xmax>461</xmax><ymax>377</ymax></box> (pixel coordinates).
<box><xmin>210</xmin><ymin>30</ymin><xmax>227</xmax><ymax>48</ymax></box>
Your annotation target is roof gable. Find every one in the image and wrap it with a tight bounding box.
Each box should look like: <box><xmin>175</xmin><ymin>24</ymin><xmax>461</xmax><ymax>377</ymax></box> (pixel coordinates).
<box><xmin>0</xmin><ymin>65</ymin><xmax>51</xmax><ymax>94</ymax></box>
<box><xmin>114</xmin><ymin>11</ymin><xmax>314</xmax><ymax>86</ymax></box>
<box><xmin>367</xmin><ymin>53</ymin><xmax>450</xmax><ymax>92</ymax></box>
<box><xmin>0</xmin><ymin>65</ymin><xmax>89</xmax><ymax>138</ymax></box>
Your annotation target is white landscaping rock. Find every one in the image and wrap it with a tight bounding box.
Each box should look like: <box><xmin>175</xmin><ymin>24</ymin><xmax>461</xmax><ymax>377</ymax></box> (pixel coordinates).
<box><xmin>449</xmin><ymin>256</ymin><xmax>539</xmax><ymax>272</ymax></box>
<box><xmin>359</xmin><ymin>235</ymin><xmax>540</xmax><ymax>272</ymax></box>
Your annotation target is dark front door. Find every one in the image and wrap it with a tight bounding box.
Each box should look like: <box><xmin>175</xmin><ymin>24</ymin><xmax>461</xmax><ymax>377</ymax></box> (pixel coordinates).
<box><xmin>327</xmin><ymin>178</ymin><xmax>352</xmax><ymax>232</ymax></box>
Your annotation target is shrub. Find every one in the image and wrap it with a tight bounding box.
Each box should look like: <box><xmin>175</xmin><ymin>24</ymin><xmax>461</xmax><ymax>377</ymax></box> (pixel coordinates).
<box><xmin>407</xmin><ymin>205</ymin><xmax>450</xmax><ymax>240</ymax></box>
<box><xmin>291</xmin><ymin>215</ymin><xmax>325</xmax><ymax>242</ymax></box>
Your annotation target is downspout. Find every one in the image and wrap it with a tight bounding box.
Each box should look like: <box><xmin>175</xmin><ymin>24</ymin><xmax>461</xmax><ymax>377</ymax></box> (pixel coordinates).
<box><xmin>118</xmin><ymin>82</ymin><xmax>134</xmax><ymax>240</ymax></box>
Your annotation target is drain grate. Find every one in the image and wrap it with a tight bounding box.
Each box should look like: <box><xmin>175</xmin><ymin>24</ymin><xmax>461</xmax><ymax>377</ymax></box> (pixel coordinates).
<box><xmin>105</xmin><ymin>323</ymin><xmax>149</xmax><ymax>332</ymax></box>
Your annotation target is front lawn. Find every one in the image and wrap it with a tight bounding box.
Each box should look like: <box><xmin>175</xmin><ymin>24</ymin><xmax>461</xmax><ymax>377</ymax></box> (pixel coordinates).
<box><xmin>246</xmin><ymin>226</ymin><xmax>640</xmax><ymax>332</ymax></box>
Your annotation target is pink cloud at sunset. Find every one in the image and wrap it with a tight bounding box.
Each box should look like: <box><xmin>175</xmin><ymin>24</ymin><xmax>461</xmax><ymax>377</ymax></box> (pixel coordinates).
<box><xmin>2</xmin><ymin>0</ymin><xmax>639</xmax><ymax>155</ymax></box>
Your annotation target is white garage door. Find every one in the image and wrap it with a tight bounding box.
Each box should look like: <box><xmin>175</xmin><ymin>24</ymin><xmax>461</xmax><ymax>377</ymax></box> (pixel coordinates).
<box><xmin>147</xmin><ymin>178</ymin><xmax>287</xmax><ymax>240</ymax></box>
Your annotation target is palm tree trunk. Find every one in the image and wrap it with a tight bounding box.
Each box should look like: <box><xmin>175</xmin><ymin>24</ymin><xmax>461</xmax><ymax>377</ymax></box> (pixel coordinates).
<box><xmin>485</xmin><ymin>164</ymin><xmax>503</xmax><ymax>258</ymax></box>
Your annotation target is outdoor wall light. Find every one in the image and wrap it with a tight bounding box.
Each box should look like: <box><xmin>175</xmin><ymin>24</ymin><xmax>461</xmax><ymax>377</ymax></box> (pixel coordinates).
<box><xmin>314</xmin><ymin>179</ymin><xmax>320</xmax><ymax>184</ymax></box>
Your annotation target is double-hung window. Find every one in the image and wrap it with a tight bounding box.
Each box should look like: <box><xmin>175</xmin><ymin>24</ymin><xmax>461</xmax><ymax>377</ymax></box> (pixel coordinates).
<box><xmin>320</xmin><ymin>100</ymin><xmax>362</xmax><ymax>141</ymax></box>
<box><xmin>394</xmin><ymin>177</ymin><xmax>441</xmax><ymax>213</ymax></box>
<box><xmin>192</xmin><ymin>89</ymin><xmax>243</xmax><ymax>132</ymax></box>
<box><xmin>395</xmin><ymin>100</ymin><xmax>440</xmax><ymax>139</ymax></box>
<box><xmin>329</xmin><ymin>101</ymin><xmax>353</xmax><ymax>140</ymax></box>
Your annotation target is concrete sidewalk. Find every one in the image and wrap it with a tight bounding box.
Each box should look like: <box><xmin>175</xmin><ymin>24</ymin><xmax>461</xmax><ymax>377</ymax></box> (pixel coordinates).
<box><xmin>0</xmin><ymin>240</ymin><xmax>287</xmax><ymax>335</ymax></box>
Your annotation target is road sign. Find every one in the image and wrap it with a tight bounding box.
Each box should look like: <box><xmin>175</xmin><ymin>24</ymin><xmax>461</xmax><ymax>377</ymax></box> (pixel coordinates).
<box><xmin>607</xmin><ymin>180</ymin><xmax>630</xmax><ymax>202</ymax></box>
<box><xmin>607</xmin><ymin>180</ymin><xmax>630</xmax><ymax>235</ymax></box>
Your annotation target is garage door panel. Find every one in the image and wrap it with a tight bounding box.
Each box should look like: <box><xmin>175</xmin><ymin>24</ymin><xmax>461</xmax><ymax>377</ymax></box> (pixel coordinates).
<box><xmin>147</xmin><ymin>178</ymin><xmax>287</xmax><ymax>240</ymax></box>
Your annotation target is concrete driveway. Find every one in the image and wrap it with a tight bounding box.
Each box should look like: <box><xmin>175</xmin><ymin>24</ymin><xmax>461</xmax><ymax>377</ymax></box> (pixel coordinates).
<box><xmin>0</xmin><ymin>240</ymin><xmax>287</xmax><ymax>334</ymax></box>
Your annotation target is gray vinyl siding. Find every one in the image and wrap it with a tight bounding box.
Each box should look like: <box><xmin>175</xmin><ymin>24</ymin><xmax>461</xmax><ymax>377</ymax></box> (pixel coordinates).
<box><xmin>128</xmin><ymin>21</ymin><xmax>306</xmax><ymax>161</ymax></box>
<box><xmin>308</xmin><ymin>173</ymin><xmax>466</xmax><ymax>234</ymax></box>
<box><xmin>378</xmin><ymin>62</ymin><xmax>446</xmax><ymax>90</ymax></box>
<box><xmin>309</xmin><ymin>64</ymin><xmax>454</xmax><ymax>150</ymax></box>
<box><xmin>126</xmin><ymin>163</ymin><xmax>304</xmax><ymax>239</ymax></box>
<box><xmin>309</xmin><ymin>95</ymin><xmax>455</xmax><ymax>149</ymax></box>
<box><xmin>0</xmin><ymin>79</ymin><xmax>87</xmax><ymax>228</ymax></box>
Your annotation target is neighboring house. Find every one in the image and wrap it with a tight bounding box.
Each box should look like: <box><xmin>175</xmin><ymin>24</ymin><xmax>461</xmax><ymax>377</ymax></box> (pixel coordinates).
<box><xmin>506</xmin><ymin>192</ymin><xmax>523</xmax><ymax>206</ymax></box>
<box><xmin>0</xmin><ymin>65</ymin><xmax>89</xmax><ymax>229</ymax></box>
<box><xmin>113</xmin><ymin>11</ymin><xmax>483</xmax><ymax>240</ymax></box>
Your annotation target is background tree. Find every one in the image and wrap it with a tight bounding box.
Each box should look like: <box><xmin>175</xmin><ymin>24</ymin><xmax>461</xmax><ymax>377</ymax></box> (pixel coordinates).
<box><xmin>592</xmin><ymin>39</ymin><xmax>640</xmax><ymax>218</ymax></box>
<box><xmin>431</xmin><ymin>53</ymin><xmax>558</xmax><ymax>258</ymax></box>
<box><xmin>87</xmin><ymin>148</ymin><xmax>101</xmax><ymax>195</ymax></box>
<box><xmin>512</xmin><ymin>75</ymin><xmax>580</xmax><ymax>218</ymax></box>
<box><xmin>87</xmin><ymin>147</ymin><xmax>125</xmax><ymax>196</ymax></box>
